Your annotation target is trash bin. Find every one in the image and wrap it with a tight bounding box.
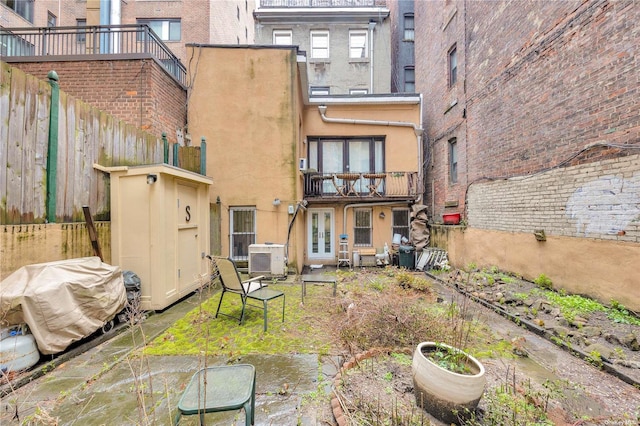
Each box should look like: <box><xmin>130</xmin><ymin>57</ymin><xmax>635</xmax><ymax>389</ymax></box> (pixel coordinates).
<box><xmin>399</xmin><ymin>245</ymin><xmax>415</xmax><ymax>269</ymax></box>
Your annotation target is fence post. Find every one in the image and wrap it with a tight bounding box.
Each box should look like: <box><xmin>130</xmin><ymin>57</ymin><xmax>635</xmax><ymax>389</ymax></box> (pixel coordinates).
<box><xmin>172</xmin><ymin>142</ymin><xmax>179</xmax><ymax>167</ymax></box>
<box><xmin>46</xmin><ymin>71</ymin><xmax>60</xmax><ymax>223</ymax></box>
<box><xmin>162</xmin><ymin>132</ymin><xmax>169</xmax><ymax>163</ymax></box>
<box><xmin>200</xmin><ymin>137</ymin><xmax>207</xmax><ymax>175</ymax></box>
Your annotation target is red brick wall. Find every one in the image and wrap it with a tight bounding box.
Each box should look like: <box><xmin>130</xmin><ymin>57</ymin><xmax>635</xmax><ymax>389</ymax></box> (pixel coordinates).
<box><xmin>11</xmin><ymin>59</ymin><xmax>187</xmax><ymax>144</ymax></box>
<box><xmin>417</xmin><ymin>0</ymin><xmax>640</xmax><ymax>223</ymax></box>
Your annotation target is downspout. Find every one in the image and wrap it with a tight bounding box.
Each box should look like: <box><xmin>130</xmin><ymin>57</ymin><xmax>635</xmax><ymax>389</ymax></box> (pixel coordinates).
<box><xmin>317</xmin><ymin>105</ymin><xmax>424</xmax><ymax>204</ymax></box>
<box><xmin>368</xmin><ymin>21</ymin><xmax>376</xmax><ymax>93</ymax></box>
<box><xmin>110</xmin><ymin>0</ymin><xmax>121</xmax><ymax>53</ymax></box>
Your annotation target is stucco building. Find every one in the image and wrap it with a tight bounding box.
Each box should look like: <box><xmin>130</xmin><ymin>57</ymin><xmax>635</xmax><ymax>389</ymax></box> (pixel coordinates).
<box><xmin>186</xmin><ymin>44</ymin><xmax>422</xmax><ymax>273</ymax></box>
<box><xmin>254</xmin><ymin>0</ymin><xmax>391</xmax><ymax>95</ymax></box>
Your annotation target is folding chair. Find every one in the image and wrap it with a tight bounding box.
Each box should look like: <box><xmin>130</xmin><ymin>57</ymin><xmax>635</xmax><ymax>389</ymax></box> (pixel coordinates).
<box><xmin>208</xmin><ymin>256</ymin><xmax>285</xmax><ymax>331</ymax></box>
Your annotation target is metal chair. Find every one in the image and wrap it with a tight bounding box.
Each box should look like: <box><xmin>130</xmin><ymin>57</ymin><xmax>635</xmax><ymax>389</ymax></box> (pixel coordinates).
<box><xmin>208</xmin><ymin>256</ymin><xmax>285</xmax><ymax>331</ymax></box>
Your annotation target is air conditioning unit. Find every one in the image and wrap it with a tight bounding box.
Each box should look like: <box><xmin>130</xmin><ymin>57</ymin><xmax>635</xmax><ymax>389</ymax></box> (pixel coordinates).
<box><xmin>248</xmin><ymin>243</ymin><xmax>286</xmax><ymax>278</ymax></box>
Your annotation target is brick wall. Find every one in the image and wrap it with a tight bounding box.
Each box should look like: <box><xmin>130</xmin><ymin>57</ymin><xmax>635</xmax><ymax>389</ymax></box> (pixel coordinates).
<box><xmin>12</xmin><ymin>59</ymin><xmax>187</xmax><ymax>144</ymax></box>
<box><xmin>468</xmin><ymin>153</ymin><xmax>640</xmax><ymax>242</ymax></box>
<box><xmin>417</xmin><ymin>0</ymin><xmax>640</xmax><ymax>232</ymax></box>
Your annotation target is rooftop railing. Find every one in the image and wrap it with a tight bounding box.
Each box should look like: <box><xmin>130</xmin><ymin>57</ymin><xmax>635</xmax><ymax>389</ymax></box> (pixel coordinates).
<box><xmin>0</xmin><ymin>24</ymin><xmax>186</xmax><ymax>86</ymax></box>
<box><xmin>259</xmin><ymin>0</ymin><xmax>382</xmax><ymax>7</ymax></box>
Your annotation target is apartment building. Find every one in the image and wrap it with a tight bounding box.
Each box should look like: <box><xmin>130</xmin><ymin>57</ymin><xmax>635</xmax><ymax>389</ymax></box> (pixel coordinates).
<box><xmin>387</xmin><ymin>0</ymin><xmax>414</xmax><ymax>93</ymax></box>
<box><xmin>254</xmin><ymin>0</ymin><xmax>391</xmax><ymax>95</ymax></box>
<box><xmin>415</xmin><ymin>0</ymin><xmax>640</xmax><ymax>310</ymax></box>
<box><xmin>1</xmin><ymin>0</ymin><xmax>255</xmax><ymax>64</ymax></box>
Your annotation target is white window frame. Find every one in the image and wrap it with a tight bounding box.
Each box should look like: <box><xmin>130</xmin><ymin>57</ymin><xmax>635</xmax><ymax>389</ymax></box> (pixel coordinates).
<box><xmin>349</xmin><ymin>30</ymin><xmax>368</xmax><ymax>59</ymax></box>
<box><xmin>449</xmin><ymin>138</ymin><xmax>458</xmax><ymax>184</ymax></box>
<box><xmin>310</xmin><ymin>86</ymin><xmax>330</xmax><ymax>96</ymax></box>
<box><xmin>273</xmin><ymin>29</ymin><xmax>292</xmax><ymax>45</ymax></box>
<box><xmin>392</xmin><ymin>209</ymin><xmax>410</xmax><ymax>242</ymax></box>
<box><xmin>310</xmin><ymin>30</ymin><xmax>330</xmax><ymax>59</ymax></box>
<box><xmin>229</xmin><ymin>207</ymin><xmax>256</xmax><ymax>261</ymax></box>
<box><xmin>137</xmin><ymin>19</ymin><xmax>181</xmax><ymax>42</ymax></box>
<box><xmin>354</xmin><ymin>208</ymin><xmax>372</xmax><ymax>247</ymax></box>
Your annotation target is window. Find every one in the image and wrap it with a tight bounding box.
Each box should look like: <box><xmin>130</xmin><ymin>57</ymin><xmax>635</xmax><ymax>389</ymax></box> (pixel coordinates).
<box><xmin>310</xmin><ymin>30</ymin><xmax>329</xmax><ymax>59</ymax></box>
<box><xmin>47</xmin><ymin>11</ymin><xmax>56</xmax><ymax>27</ymax></box>
<box><xmin>1</xmin><ymin>0</ymin><xmax>34</xmax><ymax>23</ymax></box>
<box><xmin>77</xmin><ymin>19</ymin><xmax>86</xmax><ymax>44</ymax></box>
<box><xmin>392</xmin><ymin>209</ymin><xmax>410</xmax><ymax>242</ymax></box>
<box><xmin>308</xmin><ymin>137</ymin><xmax>385</xmax><ymax>194</ymax></box>
<box><xmin>349</xmin><ymin>30</ymin><xmax>367</xmax><ymax>59</ymax></box>
<box><xmin>230</xmin><ymin>207</ymin><xmax>256</xmax><ymax>261</ymax></box>
<box><xmin>354</xmin><ymin>209</ymin><xmax>372</xmax><ymax>246</ymax></box>
<box><xmin>449</xmin><ymin>138</ymin><xmax>458</xmax><ymax>184</ymax></box>
<box><xmin>404</xmin><ymin>66</ymin><xmax>415</xmax><ymax>92</ymax></box>
<box><xmin>404</xmin><ymin>14</ymin><xmax>414</xmax><ymax>41</ymax></box>
<box><xmin>349</xmin><ymin>89</ymin><xmax>368</xmax><ymax>95</ymax></box>
<box><xmin>448</xmin><ymin>44</ymin><xmax>457</xmax><ymax>86</ymax></box>
<box><xmin>310</xmin><ymin>86</ymin><xmax>330</xmax><ymax>96</ymax></box>
<box><xmin>137</xmin><ymin>19</ymin><xmax>181</xmax><ymax>41</ymax></box>
<box><xmin>273</xmin><ymin>30</ymin><xmax>292</xmax><ymax>45</ymax></box>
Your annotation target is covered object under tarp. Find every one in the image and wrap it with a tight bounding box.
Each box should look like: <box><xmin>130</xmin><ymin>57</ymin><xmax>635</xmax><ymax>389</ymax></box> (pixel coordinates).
<box><xmin>0</xmin><ymin>257</ymin><xmax>126</xmax><ymax>355</ymax></box>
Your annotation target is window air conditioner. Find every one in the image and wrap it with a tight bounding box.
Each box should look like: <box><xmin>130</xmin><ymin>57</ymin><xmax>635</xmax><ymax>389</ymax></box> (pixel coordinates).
<box><xmin>248</xmin><ymin>244</ymin><xmax>286</xmax><ymax>278</ymax></box>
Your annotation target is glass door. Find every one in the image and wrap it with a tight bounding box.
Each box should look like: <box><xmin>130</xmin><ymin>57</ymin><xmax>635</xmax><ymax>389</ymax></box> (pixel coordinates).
<box><xmin>308</xmin><ymin>208</ymin><xmax>334</xmax><ymax>259</ymax></box>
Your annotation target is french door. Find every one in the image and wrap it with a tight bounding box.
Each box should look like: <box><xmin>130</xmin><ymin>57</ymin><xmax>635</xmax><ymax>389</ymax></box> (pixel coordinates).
<box><xmin>307</xmin><ymin>208</ymin><xmax>334</xmax><ymax>260</ymax></box>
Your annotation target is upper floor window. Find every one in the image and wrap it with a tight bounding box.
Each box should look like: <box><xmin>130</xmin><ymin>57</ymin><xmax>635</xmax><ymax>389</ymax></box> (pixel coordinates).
<box><xmin>273</xmin><ymin>30</ymin><xmax>292</xmax><ymax>45</ymax></box>
<box><xmin>349</xmin><ymin>30</ymin><xmax>367</xmax><ymax>59</ymax></box>
<box><xmin>137</xmin><ymin>19</ymin><xmax>181</xmax><ymax>42</ymax></box>
<box><xmin>449</xmin><ymin>138</ymin><xmax>458</xmax><ymax>184</ymax></box>
<box><xmin>310</xmin><ymin>30</ymin><xmax>329</xmax><ymax>59</ymax></box>
<box><xmin>404</xmin><ymin>66</ymin><xmax>415</xmax><ymax>93</ymax></box>
<box><xmin>47</xmin><ymin>11</ymin><xmax>57</xmax><ymax>27</ymax></box>
<box><xmin>77</xmin><ymin>19</ymin><xmax>86</xmax><ymax>44</ymax></box>
<box><xmin>310</xmin><ymin>86</ymin><xmax>330</xmax><ymax>96</ymax></box>
<box><xmin>404</xmin><ymin>14</ymin><xmax>414</xmax><ymax>41</ymax></box>
<box><xmin>2</xmin><ymin>0</ymin><xmax>34</xmax><ymax>23</ymax></box>
<box><xmin>448</xmin><ymin>44</ymin><xmax>457</xmax><ymax>87</ymax></box>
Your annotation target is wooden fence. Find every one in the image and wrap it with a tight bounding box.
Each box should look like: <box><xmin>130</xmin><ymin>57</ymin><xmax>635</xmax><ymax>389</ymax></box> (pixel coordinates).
<box><xmin>0</xmin><ymin>62</ymin><xmax>202</xmax><ymax>225</ymax></box>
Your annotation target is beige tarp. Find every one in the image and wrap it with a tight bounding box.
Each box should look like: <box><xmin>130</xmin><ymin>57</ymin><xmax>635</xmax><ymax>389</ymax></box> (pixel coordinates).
<box><xmin>0</xmin><ymin>257</ymin><xmax>126</xmax><ymax>355</ymax></box>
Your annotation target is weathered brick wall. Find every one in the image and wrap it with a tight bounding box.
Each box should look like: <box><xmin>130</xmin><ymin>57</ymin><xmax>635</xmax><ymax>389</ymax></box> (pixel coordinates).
<box><xmin>417</xmin><ymin>0</ymin><xmax>640</xmax><ymax>231</ymax></box>
<box><xmin>11</xmin><ymin>60</ymin><xmax>186</xmax><ymax>143</ymax></box>
<box><xmin>468</xmin><ymin>154</ymin><xmax>640</xmax><ymax>242</ymax></box>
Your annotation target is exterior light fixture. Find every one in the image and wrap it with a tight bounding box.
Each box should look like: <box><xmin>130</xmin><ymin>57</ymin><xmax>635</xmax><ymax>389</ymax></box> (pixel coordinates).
<box><xmin>379</xmin><ymin>212</ymin><xmax>386</xmax><ymax>219</ymax></box>
<box><xmin>273</xmin><ymin>198</ymin><xmax>281</xmax><ymax>206</ymax></box>
<box><xmin>146</xmin><ymin>174</ymin><xmax>157</xmax><ymax>184</ymax></box>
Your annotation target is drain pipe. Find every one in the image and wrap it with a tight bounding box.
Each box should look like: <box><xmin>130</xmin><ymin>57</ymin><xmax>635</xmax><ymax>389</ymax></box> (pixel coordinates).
<box><xmin>318</xmin><ymin>105</ymin><xmax>424</xmax><ymax>203</ymax></box>
<box><xmin>368</xmin><ymin>20</ymin><xmax>376</xmax><ymax>93</ymax></box>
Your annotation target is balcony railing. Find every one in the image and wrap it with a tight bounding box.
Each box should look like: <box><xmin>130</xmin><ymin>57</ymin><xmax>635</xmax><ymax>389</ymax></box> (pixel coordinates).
<box><xmin>260</xmin><ymin>0</ymin><xmax>380</xmax><ymax>7</ymax></box>
<box><xmin>0</xmin><ymin>24</ymin><xmax>186</xmax><ymax>86</ymax></box>
<box><xmin>303</xmin><ymin>171</ymin><xmax>418</xmax><ymax>200</ymax></box>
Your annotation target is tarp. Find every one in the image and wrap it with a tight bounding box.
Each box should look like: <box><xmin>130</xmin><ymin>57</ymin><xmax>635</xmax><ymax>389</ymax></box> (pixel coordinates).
<box><xmin>0</xmin><ymin>257</ymin><xmax>126</xmax><ymax>355</ymax></box>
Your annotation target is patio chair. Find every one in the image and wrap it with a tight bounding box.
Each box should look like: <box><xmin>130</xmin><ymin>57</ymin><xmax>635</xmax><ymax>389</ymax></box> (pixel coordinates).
<box><xmin>208</xmin><ymin>256</ymin><xmax>285</xmax><ymax>331</ymax></box>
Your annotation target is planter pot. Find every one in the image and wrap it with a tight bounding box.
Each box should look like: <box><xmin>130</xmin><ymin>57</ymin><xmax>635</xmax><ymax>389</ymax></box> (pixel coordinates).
<box><xmin>442</xmin><ymin>212</ymin><xmax>461</xmax><ymax>225</ymax></box>
<box><xmin>412</xmin><ymin>342</ymin><xmax>486</xmax><ymax>425</ymax></box>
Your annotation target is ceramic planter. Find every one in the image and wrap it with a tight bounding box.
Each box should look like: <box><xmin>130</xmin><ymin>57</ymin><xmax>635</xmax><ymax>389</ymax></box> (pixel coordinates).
<box><xmin>412</xmin><ymin>342</ymin><xmax>486</xmax><ymax>425</ymax></box>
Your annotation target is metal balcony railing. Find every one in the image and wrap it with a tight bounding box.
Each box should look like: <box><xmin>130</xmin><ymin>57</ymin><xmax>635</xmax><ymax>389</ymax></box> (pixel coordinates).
<box><xmin>260</xmin><ymin>0</ymin><xmax>380</xmax><ymax>7</ymax></box>
<box><xmin>0</xmin><ymin>24</ymin><xmax>186</xmax><ymax>86</ymax></box>
<box><xmin>303</xmin><ymin>171</ymin><xmax>418</xmax><ymax>199</ymax></box>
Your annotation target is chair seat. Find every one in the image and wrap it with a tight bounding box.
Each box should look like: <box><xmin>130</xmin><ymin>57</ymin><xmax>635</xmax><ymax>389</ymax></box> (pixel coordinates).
<box><xmin>175</xmin><ymin>364</ymin><xmax>255</xmax><ymax>425</ymax></box>
<box><xmin>209</xmin><ymin>256</ymin><xmax>286</xmax><ymax>331</ymax></box>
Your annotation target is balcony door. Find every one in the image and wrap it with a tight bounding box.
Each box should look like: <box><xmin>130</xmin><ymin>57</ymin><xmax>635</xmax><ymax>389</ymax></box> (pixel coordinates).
<box><xmin>308</xmin><ymin>208</ymin><xmax>334</xmax><ymax>260</ymax></box>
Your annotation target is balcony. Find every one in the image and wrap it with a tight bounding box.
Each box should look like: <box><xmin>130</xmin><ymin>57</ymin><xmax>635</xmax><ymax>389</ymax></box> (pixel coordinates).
<box><xmin>0</xmin><ymin>25</ymin><xmax>186</xmax><ymax>86</ymax></box>
<box><xmin>303</xmin><ymin>171</ymin><xmax>418</xmax><ymax>201</ymax></box>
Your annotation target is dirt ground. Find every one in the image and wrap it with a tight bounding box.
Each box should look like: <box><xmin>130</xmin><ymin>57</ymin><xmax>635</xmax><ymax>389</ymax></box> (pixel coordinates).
<box><xmin>313</xmin><ymin>269</ymin><xmax>640</xmax><ymax>426</ymax></box>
